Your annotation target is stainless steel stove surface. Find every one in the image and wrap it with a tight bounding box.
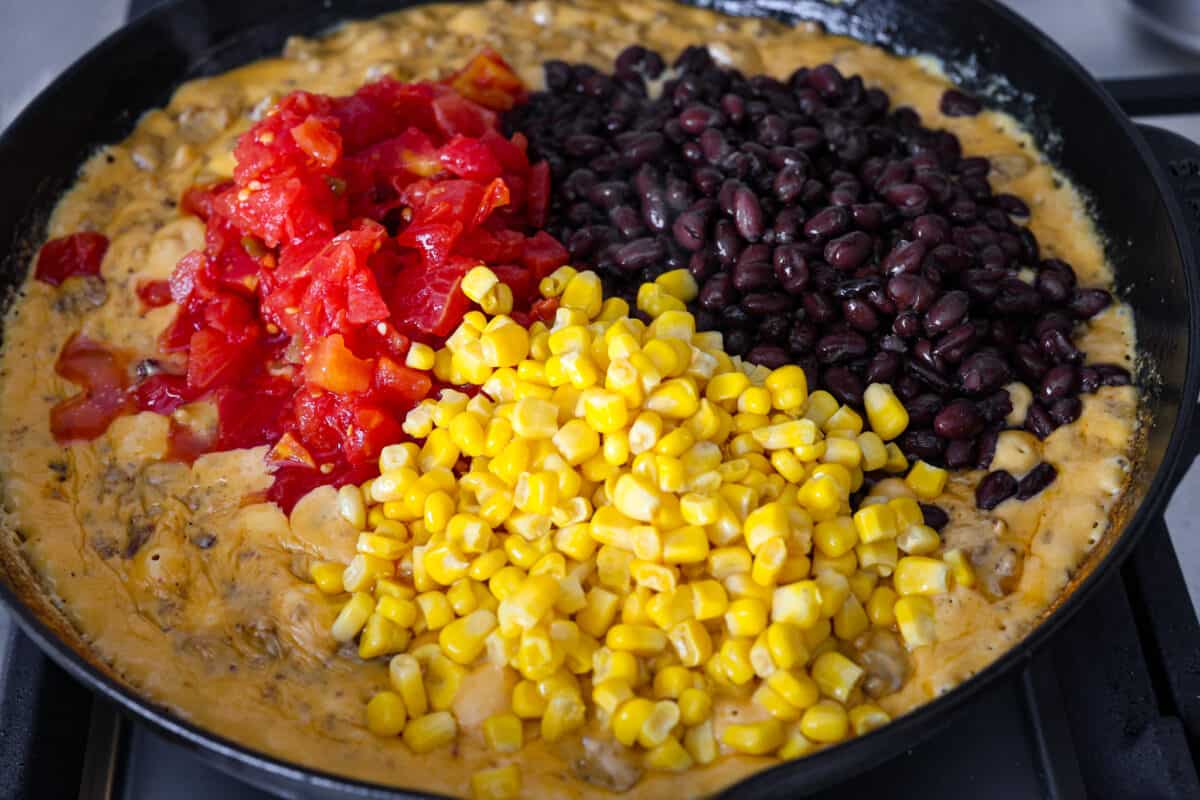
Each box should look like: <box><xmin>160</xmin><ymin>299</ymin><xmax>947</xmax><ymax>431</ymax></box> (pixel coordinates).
<box><xmin>1</xmin><ymin>1</ymin><xmax>1199</xmax><ymax>798</ymax></box>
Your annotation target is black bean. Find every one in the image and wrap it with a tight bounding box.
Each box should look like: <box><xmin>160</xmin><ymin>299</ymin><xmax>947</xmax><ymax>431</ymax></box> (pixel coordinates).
<box><xmin>924</xmin><ymin>290</ymin><xmax>969</xmax><ymax>336</ymax></box>
<box><xmin>882</xmin><ymin>183</ymin><xmax>930</xmax><ymax>217</ymax></box>
<box><xmin>692</xmin><ymin>166</ymin><xmax>723</xmax><ymax>197</ymax></box>
<box><xmin>977</xmin><ymin>390</ymin><xmax>1013</xmax><ymax>423</ymax></box>
<box><xmin>746</xmin><ymin>345</ymin><xmax>790</xmax><ymax>368</ymax></box>
<box><xmin>732</xmin><ymin>244</ymin><xmax>773</xmax><ymax>292</ymax></box>
<box><xmin>565</xmin><ymin>133</ymin><xmax>607</xmax><ymax>157</ymax></box>
<box><xmin>789</xmin><ymin>320</ymin><xmax>818</xmax><ymax>354</ymax></box>
<box><xmin>866</xmin><ymin>350</ymin><xmax>901</xmax><ymax>383</ymax></box>
<box><xmin>610</xmin><ymin>205</ymin><xmax>644</xmax><ymax>238</ymax></box>
<box><xmin>770</xmin><ymin>244</ymin><xmax>809</xmax><ymax>295</ymax></box>
<box><xmin>934</xmin><ymin>399</ymin><xmax>984</xmax><ymax>440</ymax></box>
<box><xmin>825</xmin><ymin>231</ymin><xmax>874</xmax><ymax>271</ymax></box>
<box><xmin>614</xmin><ymin>237</ymin><xmax>665</xmax><ymax>272</ymax></box>
<box><xmin>823</xmin><ymin>365</ymin><xmax>864</xmax><ymax>406</ymax></box>
<box><xmin>881</xmin><ymin>239</ymin><xmax>926</xmax><ymax>277</ymax></box>
<box><xmin>808</xmin><ymin>63</ymin><xmax>845</xmax><ymax>98</ymax></box>
<box><xmin>887</xmin><ymin>274</ymin><xmax>937</xmax><ymax>312</ymax></box>
<box><xmin>994</xmin><ymin>193</ymin><xmax>1030</xmax><ymax>217</ymax></box>
<box><xmin>733</xmin><ymin>187</ymin><xmax>765</xmax><ymax>242</ymax></box>
<box><xmin>1016</xmin><ymin>462</ymin><xmax>1057</xmax><ymax>500</ymax></box>
<box><xmin>958</xmin><ymin>351</ymin><xmax>1011</xmax><ymax>395</ymax></box>
<box><xmin>804</xmin><ymin>206</ymin><xmax>851</xmax><ymax>240</ymax></box>
<box><xmin>1095</xmin><ymin>363</ymin><xmax>1133</xmax><ymax>387</ymax></box>
<box><xmin>843</xmin><ymin>298</ymin><xmax>881</xmax><ymax>332</ymax></box>
<box><xmin>1068</xmin><ymin>288</ymin><xmax>1112</xmax><ymax>319</ymax></box>
<box><xmin>1039</xmin><ymin>364</ymin><xmax>1078</xmax><ymax>402</ymax></box>
<box><xmin>932</xmin><ymin>323</ymin><xmax>978</xmax><ymax>363</ymax></box>
<box><xmin>672</xmin><ymin>210</ymin><xmax>707</xmax><ymax>251</ymax></box>
<box><xmin>713</xmin><ymin>219</ymin><xmax>742</xmax><ymax>265</ymax></box>
<box><xmin>816</xmin><ymin>331</ymin><xmax>869</xmax><ymax>364</ymax></box>
<box><xmin>700</xmin><ymin>128</ymin><xmax>731</xmax><ymax>164</ymax></box>
<box><xmin>588</xmin><ymin>181</ymin><xmax>627</xmax><ymax>209</ymax></box>
<box><xmin>679</xmin><ymin>104</ymin><xmax>724</xmax><ymax>134</ymax></box>
<box><xmin>1024</xmin><ymin>403</ymin><xmax>1055</xmax><ymax>439</ymax></box>
<box><xmin>976</xmin><ymin>430</ymin><xmax>999</xmax><ymax>469</ymax></box>
<box><xmin>976</xmin><ymin>470</ymin><xmax>1018</xmax><ymax>509</ymax></box>
<box><xmin>993</xmin><ymin>279</ymin><xmax>1042</xmax><ymax>315</ymax></box>
<box><xmin>1039</xmin><ymin>328</ymin><xmax>1082</xmax><ymax>364</ymax></box>
<box><xmin>893</xmin><ymin>311</ymin><xmax>921</xmax><ymax>338</ymax></box>
<box><xmin>1048</xmin><ymin>396</ymin><xmax>1082</xmax><ymax>426</ymax></box>
<box><xmin>945</xmin><ymin>439</ymin><xmax>976</xmax><ymax>468</ymax></box>
<box><xmin>742</xmin><ymin>293</ymin><xmax>793</xmax><ymax>314</ymax></box>
<box><xmin>900</xmin><ymin>429</ymin><xmax>947</xmax><ymax>461</ymax></box>
<box><xmin>803</xmin><ymin>292</ymin><xmax>839</xmax><ymax>324</ymax></box>
<box><xmin>699</xmin><ymin>274</ymin><xmax>735</xmax><ymax>310</ymax></box>
<box><xmin>919</xmin><ymin>503</ymin><xmax>950</xmax><ymax>530</ymax></box>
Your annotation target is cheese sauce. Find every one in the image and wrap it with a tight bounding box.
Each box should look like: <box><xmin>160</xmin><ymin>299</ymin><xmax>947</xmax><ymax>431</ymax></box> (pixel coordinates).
<box><xmin>0</xmin><ymin>1</ymin><xmax>1138</xmax><ymax>796</ymax></box>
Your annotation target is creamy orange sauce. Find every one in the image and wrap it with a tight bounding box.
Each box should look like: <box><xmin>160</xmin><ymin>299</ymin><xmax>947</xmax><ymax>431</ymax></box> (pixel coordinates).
<box><xmin>0</xmin><ymin>1</ymin><xmax>1137</xmax><ymax>796</ymax></box>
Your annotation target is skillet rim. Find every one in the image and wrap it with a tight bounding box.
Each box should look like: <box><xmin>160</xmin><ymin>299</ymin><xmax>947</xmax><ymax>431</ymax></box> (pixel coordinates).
<box><xmin>0</xmin><ymin>0</ymin><xmax>1196</xmax><ymax>796</ymax></box>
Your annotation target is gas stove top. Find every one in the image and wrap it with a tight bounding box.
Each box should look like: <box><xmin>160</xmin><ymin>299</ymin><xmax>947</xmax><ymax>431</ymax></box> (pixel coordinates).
<box><xmin>0</xmin><ymin>1</ymin><xmax>1198</xmax><ymax>798</ymax></box>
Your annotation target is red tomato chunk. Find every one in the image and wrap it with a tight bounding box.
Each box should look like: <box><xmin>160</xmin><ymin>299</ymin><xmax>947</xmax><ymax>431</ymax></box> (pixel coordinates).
<box><xmin>34</xmin><ymin>232</ymin><xmax>108</xmax><ymax>286</ymax></box>
<box><xmin>43</xmin><ymin>51</ymin><xmax>566</xmax><ymax>511</ymax></box>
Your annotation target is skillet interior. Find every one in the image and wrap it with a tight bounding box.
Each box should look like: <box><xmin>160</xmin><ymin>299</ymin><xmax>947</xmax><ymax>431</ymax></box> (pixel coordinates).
<box><xmin>0</xmin><ymin>0</ymin><xmax>1194</xmax><ymax>796</ymax></box>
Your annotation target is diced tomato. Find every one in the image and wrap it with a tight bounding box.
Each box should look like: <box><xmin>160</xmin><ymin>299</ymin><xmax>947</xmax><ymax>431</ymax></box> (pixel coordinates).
<box><xmin>391</xmin><ymin>256</ymin><xmax>473</xmax><ymax>337</ymax></box>
<box><xmin>305</xmin><ymin>334</ymin><xmax>373</xmax><ymax>393</ymax></box>
<box><xmin>492</xmin><ymin>264</ymin><xmax>538</xmax><ymax>306</ymax></box>
<box><xmin>521</xmin><ymin>230</ymin><xmax>569</xmax><ymax>276</ymax></box>
<box><xmin>34</xmin><ymin>232</ymin><xmax>108</xmax><ymax>286</ymax></box>
<box><xmin>50</xmin><ymin>389</ymin><xmax>132</xmax><ymax>442</ymax></box>
<box><xmin>432</xmin><ymin>92</ymin><xmax>498</xmax><ymax>138</ymax></box>
<box><xmin>136</xmin><ymin>279</ymin><xmax>173</xmax><ymax>309</ymax></box>
<box><xmin>132</xmin><ymin>373</ymin><xmax>193</xmax><ymax>414</ymax></box>
<box><xmin>374</xmin><ymin>356</ymin><xmax>432</xmax><ymax>402</ymax></box>
<box><xmin>268</xmin><ymin>431</ymin><xmax>318</xmax><ymax>468</ymax></box>
<box><xmin>342</xmin><ymin>405</ymin><xmax>404</xmax><ymax>463</ymax></box>
<box><xmin>446</xmin><ymin>49</ymin><xmax>528</xmax><ymax>111</ymax></box>
<box><xmin>180</xmin><ymin>181</ymin><xmax>233</xmax><ymax>220</ymax></box>
<box><xmin>438</xmin><ymin>136</ymin><xmax>503</xmax><ymax>181</ymax></box>
<box><xmin>526</xmin><ymin>160</ymin><xmax>551</xmax><ymax>229</ymax></box>
<box><xmin>186</xmin><ymin>328</ymin><xmax>253</xmax><ymax>391</ymax></box>
<box><xmin>289</xmin><ymin>117</ymin><xmax>342</xmax><ymax>167</ymax></box>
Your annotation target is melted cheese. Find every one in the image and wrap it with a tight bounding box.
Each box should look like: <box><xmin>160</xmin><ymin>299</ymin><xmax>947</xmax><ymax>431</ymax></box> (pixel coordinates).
<box><xmin>0</xmin><ymin>1</ymin><xmax>1137</xmax><ymax>796</ymax></box>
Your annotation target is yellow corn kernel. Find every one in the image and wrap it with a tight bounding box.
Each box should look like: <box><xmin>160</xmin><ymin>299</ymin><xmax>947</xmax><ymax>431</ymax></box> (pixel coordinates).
<box><xmin>943</xmin><ymin>548</ymin><xmax>976</xmax><ymax>589</ymax></box>
<box><xmin>332</xmin><ymin>592</ymin><xmax>375</xmax><ymax>642</ymax></box>
<box><xmin>896</xmin><ymin>524</ymin><xmax>941</xmax><ymax>556</ymax></box>
<box><xmin>811</xmin><ymin>652</ymin><xmax>868</xmax><ymax>705</ymax></box>
<box><xmin>778</xmin><ymin>726</ymin><xmax>817</xmax><ymax>760</ymax></box>
<box><xmin>813</xmin><ymin>516</ymin><xmax>859</xmax><ymax>559</ymax></box>
<box><xmin>401</xmin><ymin>340</ymin><xmax>435</xmax><ymax>371</ymax></box>
<box><xmin>388</xmin><ymin>654</ymin><xmax>427</xmax><ymax>717</ymax></box>
<box><xmin>612</xmin><ymin>698</ymin><xmax>655</xmax><ymax>747</ymax></box>
<box><xmin>656</xmin><ymin>268</ymin><xmax>699</xmax><ymax>302</ymax></box>
<box><xmin>706</xmin><ymin>371</ymin><xmax>750</xmax><ymax>405</ymax></box>
<box><xmin>627</xmin><ymin>410</ymin><xmax>662</xmax><ymax>455</ymax></box>
<box><xmin>684</xmin><ymin>720</ymin><xmax>718</xmax><ymax>765</ymax></box>
<box><xmin>438</xmin><ymin>608</ymin><xmax>497</xmax><ymax>665</ymax></box>
<box><xmin>376</xmin><ymin>594</ymin><xmax>419</xmax><ymax>628</ymax></box>
<box><xmin>849</xmin><ymin>704</ymin><xmax>890</xmax><ymax>736</ymax></box>
<box><xmin>310</xmin><ymin>561</ymin><xmax>345</xmax><ymax>595</ymax></box>
<box><xmin>691</xmin><ymin>579</ymin><xmax>729</xmax><ymax>620</ymax></box>
<box><xmin>856</xmin><ymin>431</ymin><xmax>887</xmax><ymax>472</ymax></box>
<box><xmin>652</xmin><ymin>665</ymin><xmax>692</xmax><ymax>700</ymax></box>
<box><xmin>403</xmin><ymin>710</ymin><xmax>457</xmax><ymax>754</ymax></box>
<box><xmin>592</xmin><ymin>678</ymin><xmax>635</xmax><ymax>717</ymax></box>
<box><xmin>637</xmin><ymin>700</ymin><xmax>681</xmax><ymax>749</ymax></box>
<box><xmin>593</xmin><ymin>647</ymin><xmax>640</xmax><ymax>686</ymax></box>
<box><xmin>663</xmin><ymin>526</ymin><xmax>709</xmax><ymax>564</ymax></box>
<box><xmin>894</xmin><ymin>595</ymin><xmax>937</xmax><ymax>648</ymax></box>
<box><xmin>719</xmin><ymin>637</ymin><xmax>756</xmax><ymax>685</ymax></box>
<box><xmin>606</xmin><ymin>624</ymin><xmax>667</xmax><ymax>656</ymax></box>
<box><xmin>752</xmin><ymin>683</ymin><xmax>801</xmax><ymax>721</ymax></box>
<box><xmin>597</xmin><ymin>296</ymin><xmax>629</xmax><ymax>322</ymax></box>
<box><xmin>668</xmin><ymin>618</ymin><xmax>713</xmax><ymax>668</ymax></box>
<box><xmin>447</xmin><ymin>579</ymin><xmax>479</xmax><ymax>616</ymax></box>
<box><xmin>763</xmin><ymin>622</ymin><xmax>809</xmax><ymax>671</ymax></box>
<box><xmin>674</xmin><ymin>687</ymin><xmax>710</xmax><ymax>726</ymax></box>
<box><xmin>767</xmin><ymin>670</ymin><xmax>819</xmax><ymax>713</ymax></box>
<box><xmin>725</xmin><ymin>597</ymin><xmax>769</xmax><ymax>638</ymax></box>
<box><xmin>705</xmin><ymin>546</ymin><xmax>749</xmax><ymax>579</ymax></box>
<box><xmin>645</xmin><ymin>736</ymin><xmax>693</xmax><ymax>772</ymax></box>
<box><xmin>539</xmin><ymin>265</ymin><xmax>577</xmax><ymax>298</ymax></box>
<box><xmin>631</xmin><ymin>561</ymin><xmax>678</xmax><ymax>593</ymax></box>
<box><xmin>772</xmin><ymin>581</ymin><xmax>822</xmax><ymax>629</ymax></box>
<box><xmin>678</xmin><ymin>493</ymin><xmax>717</xmax><ymax>526</ymax></box>
<box><xmin>798</xmin><ymin>475</ymin><xmax>842</xmax><ymax>516</ymax></box>
<box><xmin>416</xmin><ymin>591</ymin><xmax>454</xmax><ymax>631</ymax></box>
<box><xmin>560</xmin><ymin>270</ymin><xmax>603</xmax><ymax>318</ymax></box>
<box><xmin>723</xmin><ymin>719</ymin><xmax>784</xmax><ymax>756</ymax></box>
<box><xmin>853</xmin><ymin>503</ymin><xmax>898</xmax><ymax>544</ymax></box>
<box><xmin>497</xmin><ymin>574</ymin><xmax>560</xmax><ymax>635</ymax></box>
<box><xmin>471</xmin><ymin>764</ymin><xmax>521</xmax><ymax>800</ymax></box>
<box><xmin>644</xmin><ymin>378</ymin><xmax>700</xmax><ymax>420</ymax></box>
<box><xmin>611</xmin><ymin>474</ymin><xmax>660</xmax><ymax>523</ymax></box>
<box><xmin>542</xmin><ymin>692</ymin><xmax>586</xmax><ymax>742</ymax></box>
<box><xmin>752</xmin><ymin>537</ymin><xmax>788</xmax><ymax>587</ymax></box>
<box><xmin>468</xmin><ymin>549</ymin><xmax>508</xmax><ymax>582</ymax></box>
<box><xmin>462</xmin><ymin>266</ymin><xmax>500</xmax><ymax>304</ymax></box>
<box><xmin>358</xmin><ymin>613</ymin><xmax>409</xmax><ymax>660</ymax></box>
<box><xmin>857</xmin><ymin>538</ymin><xmax>899</xmax><ymax>577</ymax></box>
<box><xmin>365</xmin><ymin>690</ymin><xmax>407</xmax><ymax>737</ymax></box>
<box><xmin>905</xmin><ymin>460</ymin><xmax>948</xmax><ymax>500</ymax></box>
<box><xmin>511</xmin><ymin>679</ymin><xmax>548</xmax><ymax>719</ymax></box>
<box><xmin>834</xmin><ymin>593</ymin><xmax>870</xmax><ymax>640</ymax></box>
<box><xmin>893</xmin><ymin>556</ymin><xmax>952</xmax><ymax>596</ymax></box>
<box><xmin>800</xmin><ymin>700</ymin><xmax>849</xmax><ymax>743</ymax></box>
<box><xmin>509</xmin><ymin>396</ymin><xmax>557</xmax><ymax>439</ymax></box>
<box><xmin>863</xmin><ymin>383</ymin><xmax>909</xmax><ymax>441</ymax></box>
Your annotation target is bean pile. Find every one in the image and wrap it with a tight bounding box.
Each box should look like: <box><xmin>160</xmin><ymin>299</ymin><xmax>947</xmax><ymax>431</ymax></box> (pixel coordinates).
<box><xmin>504</xmin><ymin>45</ymin><xmax>1132</xmax><ymax>486</ymax></box>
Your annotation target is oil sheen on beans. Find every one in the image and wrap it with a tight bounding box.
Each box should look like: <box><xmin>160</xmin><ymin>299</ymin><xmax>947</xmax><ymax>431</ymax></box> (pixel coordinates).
<box><xmin>0</xmin><ymin>1</ymin><xmax>1137</xmax><ymax>797</ymax></box>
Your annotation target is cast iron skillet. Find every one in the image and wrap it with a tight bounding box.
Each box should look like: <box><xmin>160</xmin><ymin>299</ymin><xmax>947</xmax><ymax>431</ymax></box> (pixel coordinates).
<box><xmin>0</xmin><ymin>0</ymin><xmax>1198</xmax><ymax>797</ymax></box>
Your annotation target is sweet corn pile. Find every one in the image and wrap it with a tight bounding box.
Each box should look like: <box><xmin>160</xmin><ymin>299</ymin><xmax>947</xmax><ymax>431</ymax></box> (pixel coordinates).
<box><xmin>311</xmin><ymin>266</ymin><xmax>973</xmax><ymax>798</ymax></box>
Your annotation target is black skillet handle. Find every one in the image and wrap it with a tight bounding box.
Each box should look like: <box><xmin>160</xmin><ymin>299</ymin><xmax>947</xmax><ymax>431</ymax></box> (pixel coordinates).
<box><xmin>1132</xmin><ymin>124</ymin><xmax>1200</xmax><ymax>472</ymax></box>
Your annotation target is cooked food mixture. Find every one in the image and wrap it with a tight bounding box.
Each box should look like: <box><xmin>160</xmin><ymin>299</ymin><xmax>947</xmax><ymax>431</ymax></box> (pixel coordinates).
<box><xmin>0</xmin><ymin>1</ymin><xmax>1139</xmax><ymax>798</ymax></box>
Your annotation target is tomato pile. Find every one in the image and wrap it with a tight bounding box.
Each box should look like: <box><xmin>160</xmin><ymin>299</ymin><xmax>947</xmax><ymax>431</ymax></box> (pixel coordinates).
<box><xmin>45</xmin><ymin>51</ymin><xmax>568</xmax><ymax>509</ymax></box>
